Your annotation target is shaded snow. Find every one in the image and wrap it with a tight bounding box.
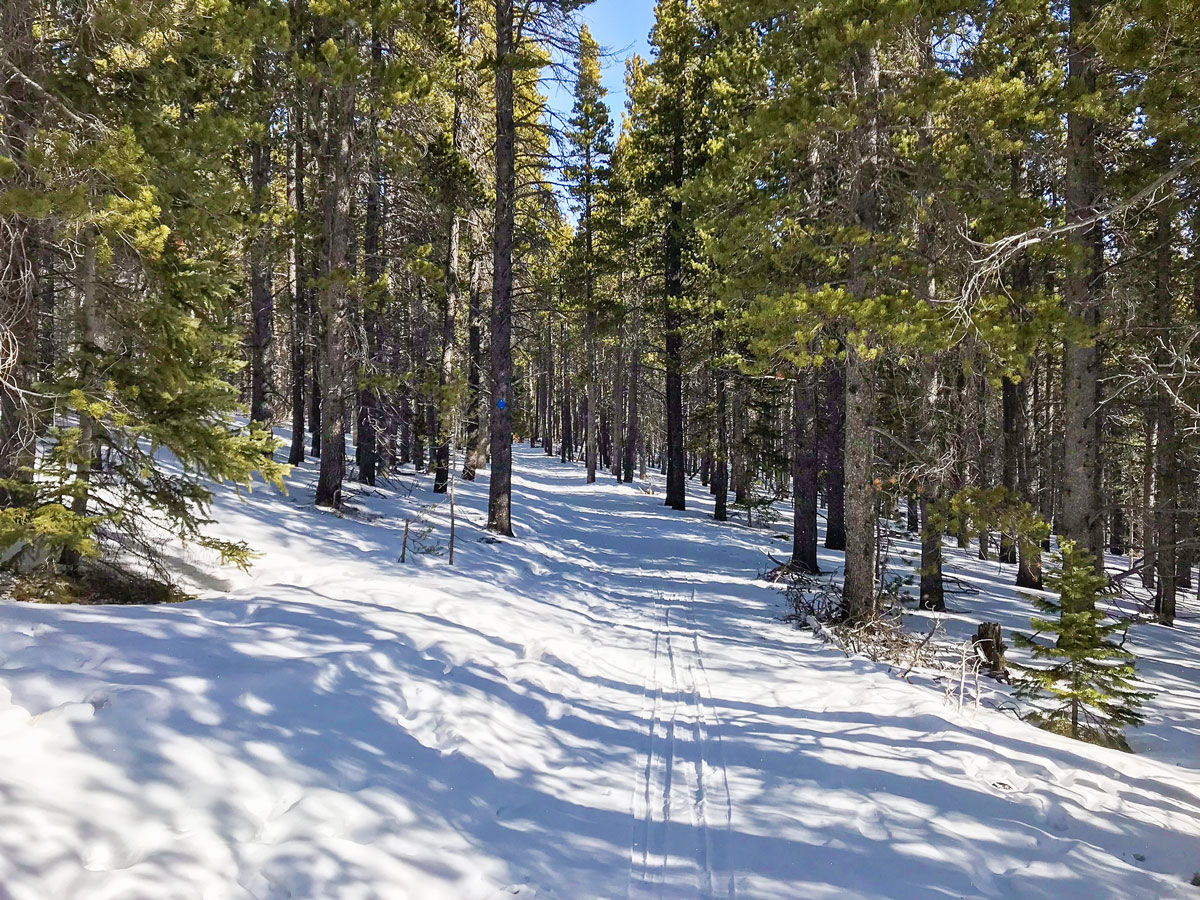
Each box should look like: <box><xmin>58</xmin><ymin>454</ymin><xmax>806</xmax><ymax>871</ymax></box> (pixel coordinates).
<box><xmin>0</xmin><ymin>443</ymin><xmax>1197</xmax><ymax>899</ymax></box>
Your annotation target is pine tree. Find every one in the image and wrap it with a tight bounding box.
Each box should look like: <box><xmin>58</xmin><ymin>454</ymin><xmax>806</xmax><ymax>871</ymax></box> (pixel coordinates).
<box><xmin>564</xmin><ymin>24</ymin><xmax>614</xmax><ymax>485</ymax></box>
<box><xmin>1014</xmin><ymin>541</ymin><xmax>1153</xmax><ymax>749</ymax></box>
<box><xmin>0</xmin><ymin>0</ymin><xmax>289</xmax><ymax>588</ymax></box>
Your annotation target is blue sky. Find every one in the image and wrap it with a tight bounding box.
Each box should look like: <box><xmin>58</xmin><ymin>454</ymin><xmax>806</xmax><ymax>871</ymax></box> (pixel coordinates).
<box><xmin>544</xmin><ymin>0</ymin><xmax>656</xmax><ymax>132</ymax></box>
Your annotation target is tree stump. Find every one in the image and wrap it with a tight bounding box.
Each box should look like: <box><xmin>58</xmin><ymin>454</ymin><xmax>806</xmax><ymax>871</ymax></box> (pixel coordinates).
<box><xmin>973</xmin><ymin>622</ymin><xmax>1008</xmax><ymax>680</ymax></box>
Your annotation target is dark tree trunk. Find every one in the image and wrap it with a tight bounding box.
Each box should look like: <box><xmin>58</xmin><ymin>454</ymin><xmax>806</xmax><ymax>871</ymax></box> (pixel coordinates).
<box><xmin>713</xmin><ymin>372</ymin><xmax>729</xmax><ymax>521</ymax></box>
<box><xmin>920</xmin><ymin>488</ymin><xmax>945</xmax><ymax>611</ymax></box>
<box><xmin>613</xmin><ymin>323</ymin><xmax>624</xmax><ymax>478</ymax></box>
<box><xmin>544</xmin><ymin>321</ymin><xmax>556</xmax><ymax>456</ymax></box>
<box><xmin>488</xmin><ymin>0</ymin><xmax>515</xmax><ymax>534</ymax></box>
<box><xmin>248</xmin><ymin>70</ymin><xmax>275</xmax><ymax>428</ymax></box>
<box><xmin>790</xmin><ymin>375</ymin><xmax>819</xmax><ymax>572</ymax></box>
<box><xmin>821</xmin><ymin>355</ymin><xmax>847</xmax><ymax>550</ymax></box>
<box><xmin>462</xmin><ymin>258</ymin><xmax>484</xmax><ymax>480</ymax></box>
<box><xmin>1152</xmin><ymin>139</ymin><xmax>1177</xmax><ymax>626</ymax></box>
<box><xmin>1000</xmin><ymin>377</ymin><xmax>1021</xmax><ymax>564</ymax></box>
<box><xmin>624</xmin><ymin>309</ymin><xmax>640</xmax><ymax>482</ymax></box>
<box><xmin>561</xmin><ymin>322</ymin><xmax>573</xmax><ymax>463</ymax></box>
<box><xmin>287</xmin><ymin>109</ymin><xmax>308</xmax><ymax>467</ymax></box>
<box><xmin>973</xmin><ymin>623</ymin><xmax>1008</xmax><ymax>678</ymax></box>
<box><xmin>663</xmin><ymin>99</ymin><xmax>686</xmax><ymax>511</ymax></box>
<box><xmin>586</xmin><ymin>309</ymin><xmax>598</xmax><ymax>483</ymax></box>
<box><xmin>974</xmin><ymin>369</ymin><xmax>990</xmax><ymax>560</ymax></box>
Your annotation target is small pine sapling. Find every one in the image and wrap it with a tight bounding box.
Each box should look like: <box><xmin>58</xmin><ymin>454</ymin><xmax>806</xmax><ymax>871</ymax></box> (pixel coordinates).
<box><xmin>731</xmin><ymin>482</ymin><xmax>779</xmax><ymax>528</ymax></box>
<box><xmin>1013</xmin><ymin>540</ymin><xmax>1153</xmax><ymax>750</ymax></box>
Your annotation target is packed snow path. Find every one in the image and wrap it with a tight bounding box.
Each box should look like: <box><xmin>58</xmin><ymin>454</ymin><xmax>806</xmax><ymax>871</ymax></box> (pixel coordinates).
<box><xmin>1</xmin><ymin>444</ymin><xmax>1199</xmax><ymax>899</ymax></box>
<box><xmin>630</xmin><ymin>596</ymin><xmax>735</xmax><ymax>900</ymax></box>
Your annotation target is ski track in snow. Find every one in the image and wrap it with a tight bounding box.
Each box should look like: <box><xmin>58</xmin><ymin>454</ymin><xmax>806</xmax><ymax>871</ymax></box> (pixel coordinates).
<box><xmin>629</xmin><ymin>595</ymin><xmax>734</xmax><ymax>900</ymax></box>
<box><xmin>1</xmin><ymin>439</ymin><xmax>1199</xmax><ymax>899</ymax></box>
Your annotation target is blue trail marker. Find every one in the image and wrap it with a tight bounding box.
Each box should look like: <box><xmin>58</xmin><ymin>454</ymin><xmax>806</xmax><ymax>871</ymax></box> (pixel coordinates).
<box><xmin>497</xmin><ymin>398</ymin><xmax>507</xmax><ymax>410</ymax></box>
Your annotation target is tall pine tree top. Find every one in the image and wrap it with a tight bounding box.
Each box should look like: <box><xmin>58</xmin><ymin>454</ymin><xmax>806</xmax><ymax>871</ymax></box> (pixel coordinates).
<box><xmin>564</xmin><ymin>25</ymin><xmax>614</xmax><ymax>238</ymax></box>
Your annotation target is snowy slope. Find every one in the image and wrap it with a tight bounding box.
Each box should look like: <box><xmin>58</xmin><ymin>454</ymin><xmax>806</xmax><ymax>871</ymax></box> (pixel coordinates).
<box><xmin>0</xmin><ymin>443</ymin><xmax>1198</xmax><ymax>900</ymax></box>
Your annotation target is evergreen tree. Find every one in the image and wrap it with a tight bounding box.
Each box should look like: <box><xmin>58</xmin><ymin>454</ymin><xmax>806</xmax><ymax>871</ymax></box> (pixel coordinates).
<box><xmin>0</xmin><ymin>0</ymin><xmax>288</xmax><ymax>587</ymax></box>
<box><xmin>1014</xmin><ymin>541</ymin><xmax>1153</xmax><ymax>748</ymax></box>
<box><xmin>563</xmin><ymin>24</ymin><xmax>614</xmax><ymax>485</ymax></box>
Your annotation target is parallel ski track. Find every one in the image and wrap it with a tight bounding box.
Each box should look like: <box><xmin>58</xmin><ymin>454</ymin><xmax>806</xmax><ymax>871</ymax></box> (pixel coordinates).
<box><xmin>628</xmin><ymin>593</ymin><xmax>736</xmax><ymax>900</ymax></box>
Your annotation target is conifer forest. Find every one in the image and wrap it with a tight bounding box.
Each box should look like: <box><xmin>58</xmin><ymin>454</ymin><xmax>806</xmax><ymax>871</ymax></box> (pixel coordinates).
<box><xmin>3</xmin><ymin>0</ymin><xmax>1200</xmax><ymax>897</ymax></box>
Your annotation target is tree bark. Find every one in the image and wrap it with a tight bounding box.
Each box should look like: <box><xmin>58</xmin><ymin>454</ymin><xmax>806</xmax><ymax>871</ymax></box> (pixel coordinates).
<box><xmin>821</xmin><ymin>357</ymin><xmax>847</xmax><ymax>550</ymax></box>
<box><xmin>790</xmin><ymin>374</ymin><xmax>819</xmax><ymax>572</ymax></box>
<box><xmin>0</xmin><ymin>0</ymin><xmax>39</xmax><ymax>508</ymax></box>
<box><xmin>462</xmin><ymin>257</ymin><xmax>485</xmax><ymax>480</ymax></box>
<box><xmin>488</xmin><ymin>0</ymin><xmax>515</xmax><ymax>534</ymax></box>
<box><xmin>920</xmin><ymin>486</ymin><xmax>945</xmax><ymax>610</ymax></box>
<box><xmin>314</xmin><ymin>63</ymin><xmax>356</xmax><ymax>508</ymax></box>
<box><xmin>434</xmin><ymin>7</ymin><xmax>467</xmax><ymax>494</ymax></box>
<box><xmin>713</xmin><ymin>371</ymin><xmax>729</xmax><ymax>521</ymax></box>
<box><xmin>843</xmin><ymin>346</ymin><xmax>877</xmax><ymax>619</ymax></box>
<box><xmin>1000</xmin><ymin>376</ymin><xmax>1021</xmax><ymax>564</ymax></box>
<box><xmin>248</xmin><ymin>57</ymin><xmax>274</xmax><ymax>428</ymax></box>
<box><xmin>586</xmin><ymin>309</ymin><xmax>598</xmax><ymax>483</ymax></box>
<box><xmin>840</xmin><ymin>42</ymin><xmax>881</xmax><ymax>622</ymax></box>
<box><xmin>1152</xmin><ymin>139</ymin><xmax>1176</xmax><ymax>625</ymax></box>
<box><xmin>624</xmin><ymin>305</ymin><xmax>640</xmax><ymax>482</ymax></box>
<box><xmin>287</xmin><ymin>102</ymin><xmax>308</xmax><ymax>467</ymax></box>
<box><xmin>1060</xmin><ymin>0</ymin><xmax>1106</xmax><ymax>573</ymax></box>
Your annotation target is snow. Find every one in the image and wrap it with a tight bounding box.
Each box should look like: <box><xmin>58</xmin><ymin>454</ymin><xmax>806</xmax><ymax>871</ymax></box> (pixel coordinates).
<box><xmin>1</xmin><ymin>443</ymin><xmax>1198</xmax><ymax>899</ymax></box>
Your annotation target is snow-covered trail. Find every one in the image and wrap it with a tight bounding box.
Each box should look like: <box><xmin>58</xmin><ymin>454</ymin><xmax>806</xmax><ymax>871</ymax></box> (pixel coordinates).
<box><xmin>629</xmin><ymin>596</ymin><xmax>735</xmax><ymax>900</ymax></box>
<box><xmin>1</xmin><ymin>444</ymin><xmax>1199</xmax><ymax>899</ymax></box>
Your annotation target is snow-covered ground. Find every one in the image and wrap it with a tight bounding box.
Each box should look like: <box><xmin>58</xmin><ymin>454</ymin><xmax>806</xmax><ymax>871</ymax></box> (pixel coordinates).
<box><xmin>1</xmin><ymin>443</ymin><xmax>1198</xmax><ymax>899</ymax></box>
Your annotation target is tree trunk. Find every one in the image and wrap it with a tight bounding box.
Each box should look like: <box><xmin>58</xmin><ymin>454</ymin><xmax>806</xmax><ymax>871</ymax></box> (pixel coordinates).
<box><xmin>624</xmin><ymin>306</ymin><xmax>640</xmax><ymax>482</ymax></box>
<box><xmin>462</xmin><ymin>258</ymin><xmax>484</xmax><ymax>480</ymax></box>
<box><xmin>973</xmin><ymin>623</ymin><xmax>1008</xmax><ymax>678</ymax></box>
<box><xmin>663</xmin><ymin>99</ymin><xmax>686</xmax><ymax>511</ymax></box>
<box><xmin>974</xmin><ymin>369</ymin><xmax>990</xmax><ymax>559</ymax></box>
<box><xmin>791</xmin><ymin>374</ymin><xmax>819</xmax><ymax>572</ymax></box>
<box><xmin>1060</xmin><ymin>0</ymin><xmax>1106</xmax><ymax>573</ymax></box>
<box><xmin>586</xmin><ymin>309</ymin><xmax>598</xmax><ymax>483</ymax></box>
<box><xmin>544</xmin><ymin>319</ymin><xmax>556</xmax><ymax>455</ymax></box>
<box><xmin>713</xmin><ymin>370</ymin><xmax>729</xmax><ymax>520</ymax></box>
<box><xmin>314</xmin><ymin>67</ymin><xmax>356</xmax><ymax>508</ymax></box>
<box><xmin>561</xmin><ymin>319</ymin><xmax>573</xmax><ymax>462</ymax></box>
<box><xmin>248</xmin><ymin>61</ymin><xmax>274</xmax><ymax>428</ymax></box>
<box><xmin>1152</xmin><ymin>139</ymin><xmax>1177</xmax><ymax>625</ymax></box>
<box><xmin>358</xmin><ymin>35</ymin><xmax>385</xmax><ymax>487</ymax></box>
<box><xmin>1142</xmin><ymin>412</ymin><xmax>1157</xmax><ymax>591</ymax></box>
<box><xmin>919</xmin><ymin>487</ymin><xmax>945</xmax><ymax>611</ymax></box>
<box><xmin>435</xmin><ymin>10</ymin><xmax>467</xmax><ymax>493</ymax></box>
<box><xmin>821</xmin><ymin>357</ymin><xmax>847</xmax><ymax>550</ymax></box>
<box><xmin>0</xmin><ymin>0</ymin><xmax>39</xmax><ymax>508</ymax></box>
<box><xmin>1000</xmin><ymin>376</ymin><xmax>1021</xmax><ymax>564</ymax></box>
<box><xmin>843</xmin><ymin>346</ymin><xmax>877</xmax><ymax>619</ymax></box>
<box><xmin>310</xmin><ymin>332</ymin><xmax>322</xmax><ymax>458</ymax></box>
<box><xmin>841</xmin><ymin>42</ymin><xmax>882</xmax><ymax>622</ymax></box>
<box><xmin>488</xmin><ymin>0</ymin><xmax>516</xmax><ymax>534</ymax></box>
<box><xmin>287</xmin><ymin>106</ymin><xmax>308</xmax><ymax>467</ymax></box>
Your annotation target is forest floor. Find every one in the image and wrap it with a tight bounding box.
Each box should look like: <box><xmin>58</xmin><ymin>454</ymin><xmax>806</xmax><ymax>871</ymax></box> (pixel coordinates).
<box><xmin>0</xmin><ymin>442</ymin><xmax>1198</xmax><ymax>899</ymax></box>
